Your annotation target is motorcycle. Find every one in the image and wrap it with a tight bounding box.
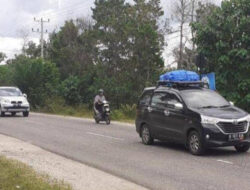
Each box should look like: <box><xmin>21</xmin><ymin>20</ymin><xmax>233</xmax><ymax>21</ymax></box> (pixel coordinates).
<box><xmin>94</xmin><ymin>100</ymin><xmax>111</xmax><ymax>125</ymax></box>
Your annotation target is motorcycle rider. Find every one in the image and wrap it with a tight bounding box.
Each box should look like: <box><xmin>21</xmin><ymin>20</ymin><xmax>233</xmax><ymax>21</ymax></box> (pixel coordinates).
<box><xmin>94</xmin><ymin>89</ymin><xmax>106</xmax><ymax>116</ymax></box>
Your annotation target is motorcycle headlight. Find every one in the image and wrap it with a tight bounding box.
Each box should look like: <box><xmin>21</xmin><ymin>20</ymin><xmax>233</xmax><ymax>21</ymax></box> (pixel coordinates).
<box><xmin>201</xmin><ymin>115</ymin><xmax>219</xmax><ymax>125</ymax></box>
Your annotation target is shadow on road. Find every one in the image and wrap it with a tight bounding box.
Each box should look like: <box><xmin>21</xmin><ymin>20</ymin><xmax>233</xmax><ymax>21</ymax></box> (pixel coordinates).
<box><xmin>1</xmin><ymin>114</ymin><xmax>23</xmax><ymax>118</ymax></box>
<box><xmin>154</xmin><ymin>140</ymin><xmax>187</xmax><ymax>152</ymax></box>
<box><xmin>151</xmin><ymin>140</ymin><xmax>249</xmax><ymax>157</ymax></box>
<box><xmin>205</xmin><ymin>147</ymin><xmax>249</xmax><ymax>157</ymax></box>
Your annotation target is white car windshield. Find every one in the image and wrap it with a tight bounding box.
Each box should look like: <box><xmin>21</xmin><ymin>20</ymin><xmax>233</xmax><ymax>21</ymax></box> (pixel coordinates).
<box><xmin>0</xmin><ymin>88</ymin><xmax>22</xmax><ymax>97</ymax></box>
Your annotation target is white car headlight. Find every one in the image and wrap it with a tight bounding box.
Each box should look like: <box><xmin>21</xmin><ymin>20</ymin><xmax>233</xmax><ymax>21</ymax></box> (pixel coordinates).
<box><xmin>201</xmin><ymin>115</ymin><xmax>219</xmax><ymax>125</ymax></box>
<box><xmin>2</xmin><ymin>99</ymin><xmax>10</xmax><ymax>104</ymax></box>
<box><xmin>23</xmin><ymin>99</ymin><xmax>28</xmax><ymax>104</ymax></box>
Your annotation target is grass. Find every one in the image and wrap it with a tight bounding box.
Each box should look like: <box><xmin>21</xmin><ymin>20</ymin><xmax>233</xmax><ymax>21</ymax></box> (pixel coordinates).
<box><xmin>0</xmin><ymin>156</ymin><xmax>72</xmax><ymax>190</ymax></box>
<box><xmin>36</xmin><ymin>98</ymin><xmax>136</xmax><ymax>124</ymax></box>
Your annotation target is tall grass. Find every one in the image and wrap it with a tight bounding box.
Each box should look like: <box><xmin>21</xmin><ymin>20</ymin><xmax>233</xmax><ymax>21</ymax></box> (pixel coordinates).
<box><xmin>0</xmin><ymin>156</ymin><xmax>72</xmax><ymax>190</ymax></box>
<box><xmin>36</xmin><ymin>97</ymin><xmax>136</xmax><ymax>123</ymax></box>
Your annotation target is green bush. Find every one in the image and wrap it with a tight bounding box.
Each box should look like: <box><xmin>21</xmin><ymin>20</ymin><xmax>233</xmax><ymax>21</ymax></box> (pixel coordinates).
<box><xmin>60</xmin><ymin>75</ymin><xmax>82</xmax><ymax>105</ymax></box>
<box><xmin>11</xmin><ymin>57</ymin><xmax>60</xmax><ymax>108</ymax></box>
<box><xmin>120</xmin><ymin>104</ymin><xmax>137</xmax><ymax>119</ymax></box>
<box><xmin>192</xmin><ymin>0</ymin><xmax>250</xmax><ymax>112</ymax></box>
<box><xmin>0</xmin><ymin>65</ymin><xmax>13</xmax><ymax>86</ymax></box>
<box><xmin>111</xmin><ymin>104</ymin><xmax>136</xmax><ymax>122</ymax></box>
<box><xmin>36</xmin><ymin>99</ymin><xmax>135</xmax><ymax>123</ymax></box>
<box><xmin>41</xmin><ymin>96</ymin><xmax>66</xmax><ymax>113</ymax></box>
<box><xmin>37</xmin><ymin>96</ymin><xmax>93</xmax><ymax>118</ymax></box>
<box><xmin>0</xmin><ymin>156</ymin><xmax>72</xmax><ymax>190</ymax></box>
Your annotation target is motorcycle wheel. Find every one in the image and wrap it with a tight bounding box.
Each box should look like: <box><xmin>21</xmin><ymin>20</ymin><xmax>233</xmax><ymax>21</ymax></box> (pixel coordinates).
<box><xmin>105</xmin><ymin>116</ymin><xmax>110</xmax><ymax>125</ymax></box>
<box><xmin>94</xmin><ymin>117</ymin><xmax>99</xmax><ymax>124</ymax></box>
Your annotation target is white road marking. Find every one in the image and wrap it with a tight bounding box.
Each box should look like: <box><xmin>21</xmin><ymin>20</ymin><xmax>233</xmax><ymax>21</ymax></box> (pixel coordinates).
<box><xmin>87</xmin><ymin>132</ymin><xmax>124</xmax><ymax>141</ymax></box>
<box><xmin>217</xmin><ymin>159</ymin><xmax>233</xmax><ymax>165</ymax></box>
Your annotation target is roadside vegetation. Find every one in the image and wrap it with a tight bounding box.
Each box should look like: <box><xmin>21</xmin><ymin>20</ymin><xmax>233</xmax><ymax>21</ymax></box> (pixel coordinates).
<box><xmin>0</xmin><ymin>0</ymin><xmax>249</xmax><ymax>116</ymax></box>
<box><xmin>0</xmin><ymin>156</ymin><xmax>72</xmax><ymax>190</ymax></box>
<box><xmin>37</xmin><ymin>97</ymin><xmax>136</xmax><ymax>123</ymax></box>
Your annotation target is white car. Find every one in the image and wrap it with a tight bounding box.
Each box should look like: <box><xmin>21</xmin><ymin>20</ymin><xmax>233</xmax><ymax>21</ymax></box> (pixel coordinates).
<box><xmin>0</xmin><ymin>87</ymin><xmax>30</xmax><ymax>117</ymax></box>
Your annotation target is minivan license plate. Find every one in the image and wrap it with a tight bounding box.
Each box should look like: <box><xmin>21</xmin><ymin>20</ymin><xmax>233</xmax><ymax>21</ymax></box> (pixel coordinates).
<box><xmin>228</xmin><ymin>133</ymin><xmax>244</xmax><ymax>141</ymax></box>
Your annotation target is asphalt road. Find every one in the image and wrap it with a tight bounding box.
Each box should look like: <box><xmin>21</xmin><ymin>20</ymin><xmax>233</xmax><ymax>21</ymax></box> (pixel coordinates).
<box><xmin>0</xmin><ymin>113</ymin><xmax>250</xmax><ymax>190</ymax></box>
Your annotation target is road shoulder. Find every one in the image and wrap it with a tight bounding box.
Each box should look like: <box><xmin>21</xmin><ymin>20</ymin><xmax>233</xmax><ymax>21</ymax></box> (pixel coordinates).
<box><xmin>31</xmin><ymin>112</ymin><xmax>135</xmax><ymax>127</ymax></box>
<box><xmin>0</xmin><ymin>134</ymin><xmax>148</xmax><ymax>190</ymax></box>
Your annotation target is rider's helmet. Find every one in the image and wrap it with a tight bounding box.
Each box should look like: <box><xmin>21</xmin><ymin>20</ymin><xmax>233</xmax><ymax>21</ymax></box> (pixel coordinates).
<box><xmin>99</xmin><ymin>89</ymin><xmax>104</xmax><ymax>95</ymax></box>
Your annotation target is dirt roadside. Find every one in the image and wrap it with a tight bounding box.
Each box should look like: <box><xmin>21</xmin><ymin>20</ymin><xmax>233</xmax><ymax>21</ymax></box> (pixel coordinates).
<box><xmin>0</xmin><ymin>134</ymin><xmax>148</xmax><ymax>190</ymax></box>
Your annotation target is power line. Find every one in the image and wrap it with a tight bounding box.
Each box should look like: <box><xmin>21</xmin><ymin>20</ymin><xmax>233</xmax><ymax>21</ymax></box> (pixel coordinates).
<box><xmin>46</xmin><ymin>6</ymin><xmax>92</xmax><ymax>21</ymax></box>
<box><xmin>41</xmin><ymin>0</ymin><xmax>93</xmax><ymax>18</ymax></box>
<box><xmin>32</xmin><ymin>18</ymin><xmax>50</xmax><ymax>59</ymax></box>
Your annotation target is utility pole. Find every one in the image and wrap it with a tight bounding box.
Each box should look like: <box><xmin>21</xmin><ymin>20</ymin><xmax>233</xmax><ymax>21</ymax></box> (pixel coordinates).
<box><xmin>32</xmin><ymin>17</ymin><xmax>50</xmax><ymax>59</ymax></box>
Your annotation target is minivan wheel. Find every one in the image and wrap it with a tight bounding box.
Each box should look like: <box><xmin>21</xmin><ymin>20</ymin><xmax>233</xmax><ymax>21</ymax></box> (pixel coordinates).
<box><xmin>141</xmin><ymin>125</ymin><xmax>154</xmax><ymax>145</ymax></box>
<box><xmin>235</xmin><ymin>143</ymin><xmax>250</xmax><ymax>153</ymax></box>
<box><xmin>188</xmin><ymin>131</ymin><xmax>205</xmax><ymax>155</ymax></box>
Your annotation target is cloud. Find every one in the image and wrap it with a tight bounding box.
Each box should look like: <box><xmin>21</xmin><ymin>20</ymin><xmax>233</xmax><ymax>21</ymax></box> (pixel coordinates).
<box><xmin>0</xmin><ymin>0</ymin><xmax>221</xmax><ymax>65</ymax></box>
<box><xmin>0</xmin><ymin>0</ymin><xmax>94</xmax><ymax>59</ymax></box>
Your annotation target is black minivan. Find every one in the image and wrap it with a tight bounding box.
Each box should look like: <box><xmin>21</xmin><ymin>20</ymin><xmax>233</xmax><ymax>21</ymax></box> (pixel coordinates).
<box><xmin>136</xmin><ymin>81</ymin><xmax>250</xmax><ymax>155</ymax></box>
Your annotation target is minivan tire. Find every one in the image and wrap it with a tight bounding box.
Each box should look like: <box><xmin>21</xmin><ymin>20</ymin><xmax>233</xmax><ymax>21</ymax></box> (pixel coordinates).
<box><xmin>188</xmin><ymin>130</ymin><xmax>205</xmax><ymax>155</ymax></box>
<box><xmin>235</xmin><ymin>143</ymin><xmax>250</xmax><ymax>153</ymax></box>
<box><xmin>141</xmin><ymin>124</ymin><xmax>154</xmax><ymax>145</ymax></box>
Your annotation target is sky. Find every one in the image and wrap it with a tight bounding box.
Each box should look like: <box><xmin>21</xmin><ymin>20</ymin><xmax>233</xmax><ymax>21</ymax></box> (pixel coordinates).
<box><xmin>0</xmin><ymin>0</ymin><xmax>222</xmax><ymax>65</ymax></box>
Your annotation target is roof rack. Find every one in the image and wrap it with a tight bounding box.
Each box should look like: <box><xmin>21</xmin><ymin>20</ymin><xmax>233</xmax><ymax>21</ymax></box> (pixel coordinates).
<box><xmin>157</xmin><ymin>80</ymin><xmax>205</xmax><ymax>89</ymax></box>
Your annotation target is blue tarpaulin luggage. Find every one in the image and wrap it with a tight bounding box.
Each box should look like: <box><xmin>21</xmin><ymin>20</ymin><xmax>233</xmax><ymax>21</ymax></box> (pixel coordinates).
<box><xmin>160</xmin><ymin>70</ymin><xmax>200</xmax><ymax>82</ymax></box>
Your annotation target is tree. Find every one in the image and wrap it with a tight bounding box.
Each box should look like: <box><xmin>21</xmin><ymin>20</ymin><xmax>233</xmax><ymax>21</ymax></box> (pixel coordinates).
<box><xmin>92</xmin><ymin>0</ymin><xmax>130</xmax><ymax>71</ymax></box>
<box><xmin>195</xmin><ymin>2</ymin><xmax>218</xmax><ymax>26</ymax></box>
<box><xmin>11</xmin><ymin>57</ymin><xmax>60</xmax><ymax>107</ymax></box>
<box><xmin>192</xmin><ymin>0</ymin><xmax>250</xmax><ymax>112</ymax></box>
<box><xmin>18</xmin><ymin>29</ymin><xmax>30</xmax><ymax>56</ymax></box>
<box><xmin>49</xmin><ymin>20</ymin><xmax>79</xmax><ymax>78</ymax></box>
<box><xmin>0</xmin><ymin>65</ymin><xmax>13</xmax><ymax>85</ymax></box>
<box><xmin>60</xmin><ymin>75</ymin><xmax>81</xmax><ymax>105</ymax></box>
<box><xmin>49</xmin><ymin>19</ymin><xmax>96</xmax><ymax>79</ymax></box>
<box><xmin>172</xmin><ymin>46</ymin><xmax>196</xmax><ymax>70</ymax></box>
<box><xmin>0</xmin><ymin>52</ymin><xmax>6</xmax><ymax>63</ymax></box>
<box><xmin>23</xmin><ymin>41</ymin><xmax>40</xmax><ymax>58</ymax></box>
<box><xmin>130</xmin><ymin>0</ymin><xmax>164</xmax><ymax>86</ymax></box>
<box><xmin>91</xmin><ymin>0</ymin><xmax>164</xmax><ymax>106</ymax></box>
<box><xmin>172</xmin><ymin>0</ymin><xmax>191</xmax><ymax>69</ymax></box>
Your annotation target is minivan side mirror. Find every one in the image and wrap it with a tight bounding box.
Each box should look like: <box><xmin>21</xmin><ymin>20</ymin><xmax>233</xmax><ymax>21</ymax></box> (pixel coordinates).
<box><xmin>229</xmin><ymin>101</ymin><xmax>234</xmax><ymax>106</ymax></box>
<box><xmin>174</xmin><ymin>103</ymin><xmax>183</xmax><ymax>110</ymax></box>
<box><xmin>23</xmin><ymin>93</ymin><xmax>27</xmax><ymax>98</ymax></box>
